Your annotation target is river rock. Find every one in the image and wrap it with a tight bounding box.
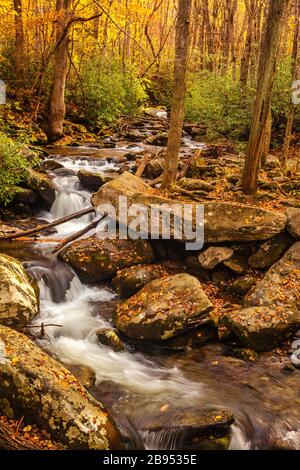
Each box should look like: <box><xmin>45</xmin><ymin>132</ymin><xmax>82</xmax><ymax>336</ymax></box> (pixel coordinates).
<box><xmin>78</xmin><ymin>170</ymin><xmax>111</xmax><ymax>192</ymax></box>
<box><xmin>221</xmin><ymin>242</ymin><xmax>300</xmax><ymax>350</ymax></box>
<box><xmin>40</xmin><ymin>160</ymin><xmax>64</xmax><ymax>171</ymax></box>
<box><xmin>139</xmin><ymin>409</ymin><xmax>234</xmax><ymax>450</ymax></box>
<box><xmin>198</xmin><ymin>247</ymin><xmax>234</xmax><ymax>270</ymax></box>
<box><xmin>286</xmin><ymin>208</ymin><xmax>300</xmax><ymax>239</ymax></box>
<box><xmin>59</xmin><ymin>237</ymin><xmax>155</xmax><ymax>282</ymax></box>
<box><xmin>112</xmin><ymin>264</ymin><xmax>168</xmax><ymax>298</ymax></box>
<box><xmin>177</xmin><ymin>178</ymin><xmax>214</xmax><ymax>192</ymax></box>
<box><xmin>223</xmin><ymin>253</ymin><xmax>249</xmax><ymax>274</ymax></box>
<box><xmin>25</xmin><ymin>169</ymin><xmax>56</xmax><ymax>208</ymax></box>
<box><xmin>0</xmin><ymin>326</ymin><xmax>122</xmax><ymax>449</ymax></box>
<box><xmin>248</xmin><ymin>233</ymin><xmax>291</xmax><ymax>269</ymax></box>
<box><xmin>0</xmin><ymin>254</ymin><xmax>39</xmax><ymax>329</ymax></box>
<box><xmin>146</xmin><ymin>132</ymin><xmax>169</xmax><ymax>146</ymax></box>
<box><xmin>13</xmin><ymin>187</ymin><xmax>38</xmax><ymax>205</ymax></box>
<box><xmin>91</xmin><ymin>172</ymin><xmax>287</xmax><ymax>243</ymax></box>
<box><xmin>96</xmin><ymin>328</ymin><xmax>125</xmax><ymax>352</ymax></box>
<box><xmin>143</xmin><ymin>158</ymin><xmax>164</xmax><ymax>179</ymax></box>
<box><xmin>114</xmin><ymin>273</ymin><xmax>214</xmax><ymax>341</ymax></box>
<box><xmin>228</xmin><ymin>275</ymin><xmax>256</xmax><ymax>297</ymax></box>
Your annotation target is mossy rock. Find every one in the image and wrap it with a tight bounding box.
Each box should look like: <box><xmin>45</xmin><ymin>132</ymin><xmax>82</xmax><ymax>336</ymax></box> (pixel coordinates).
<box><xmin>112</xmin><ymin>264</ymin><xmax>169</xmax><ymax>298</ymax></box>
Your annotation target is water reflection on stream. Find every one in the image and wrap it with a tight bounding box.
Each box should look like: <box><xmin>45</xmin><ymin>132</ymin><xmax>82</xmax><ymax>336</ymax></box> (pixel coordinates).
<box><xmin>1</xmin><ymin>141</ymin><xmax>300</xmax><ymax>450</ymax></box>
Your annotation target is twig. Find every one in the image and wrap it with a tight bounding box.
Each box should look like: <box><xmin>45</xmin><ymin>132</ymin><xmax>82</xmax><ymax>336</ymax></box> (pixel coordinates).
<box><xmin>52</xmin><ymin>217</ymin><xmax>103</xmax><ymax>254</ymax></box>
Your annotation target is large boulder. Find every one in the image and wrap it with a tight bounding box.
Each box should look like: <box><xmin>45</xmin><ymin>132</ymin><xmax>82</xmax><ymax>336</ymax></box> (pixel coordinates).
<box><xmin>286</xmin><ymin>207</ymin><xmax>300</xmax><ymax>239</ymax></box>
<box><xmin>221</xmin><ymin>243</ymin><xmax>300</xmax><ymax>350</ymax></box>
<box><xmin>112</xmin><ymin>264</ymin><xmax>168</xmax><ymax>298</ymax></box>
<box><xmin>177</xmin><ymin>178</ymin><xmax>214</xmax><ymax>193</ymax></box>
<box><xmin>91</xmin><ymin>172</ymin><xmax>287</xmax><ymax>243</ymax></box>
<box><xmin>114</xmin><ymin>273</ymin><xmax>214</xmax><ymax>341</ymax></box>
<box><xmin>0</xmin><ymin>326</ymin><xmax>122</xmax><ymax>449</ymax></box>
<box><xmin>25</xmin><ymin>169</ymin><xmax>56</xmax><ymax>207</ymax></box>
<box><xmin>0</xmin><ymin>254</ymin><xmax>39</xmax><ymax>329</ymax></box>
<box><xmin>59</xmin><ymin>237</ymin><xmax>155</xmax><ymax>283</ymax></box>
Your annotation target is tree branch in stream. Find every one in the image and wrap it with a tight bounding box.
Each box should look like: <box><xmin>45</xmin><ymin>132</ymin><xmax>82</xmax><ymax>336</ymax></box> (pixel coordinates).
<box><xmin>52</xmin><ymin>217</ymin><xmax>104</xmax><ymax>255</ymax></box>
<box><xmin>0</xmin><ymin>207</ymin><xmax>95</xmax><ymax>242</ymax></box>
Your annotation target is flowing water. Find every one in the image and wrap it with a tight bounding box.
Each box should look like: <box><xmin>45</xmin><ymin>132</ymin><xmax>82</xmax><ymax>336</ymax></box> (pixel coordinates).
<box><xmin>3</xmin><ymin>140</ymin><xmax>300</xmax><ymax>450</ymax></box>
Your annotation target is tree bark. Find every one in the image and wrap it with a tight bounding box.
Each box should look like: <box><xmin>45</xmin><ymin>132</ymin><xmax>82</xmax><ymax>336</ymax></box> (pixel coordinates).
<box><xmin>163</xmin><ymin>0</ymin><xmax>192</xmax><ymax>188</ymax></box>
<box><xmin>13</xmin><ymin>0</ymin><xmax>25</xmax><ymax>78</ymax></box>
<box><xmin>47</xmin><ymin>0</ymin><xmax>72</xmax><ymax>143</ymax></box>
<box><xmin>242</xmin><ymin>0</ymin><xmax>288</xmax><ymax>195</ymax></box>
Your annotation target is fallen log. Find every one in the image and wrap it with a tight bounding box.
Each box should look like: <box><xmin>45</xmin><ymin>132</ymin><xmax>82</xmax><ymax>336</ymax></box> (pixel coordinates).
<box><xmin>0</xmin><ymin>207</ymin><xmax>95</xmax><ymax>242</ymax></box>
<box><xmin>52</xmin><ymin>217</ymin><xmax>103</xmax><ymax>254</ymax></box>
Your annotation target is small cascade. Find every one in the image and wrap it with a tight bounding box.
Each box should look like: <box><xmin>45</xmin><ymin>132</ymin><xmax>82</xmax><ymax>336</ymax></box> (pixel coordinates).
<box><xmin>141</xmin><ymin>429</ymin><xmax>184</xmax><ymax>450</ymax></box>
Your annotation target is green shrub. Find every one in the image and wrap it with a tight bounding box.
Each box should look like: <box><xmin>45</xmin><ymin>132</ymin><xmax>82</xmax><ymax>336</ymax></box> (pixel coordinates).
<box><xmin>69</xmin><ymin>59</ymin><xmax>147</xmax><ymax>128</ymax></box>
<box><xmin>185</xmin><ymin>72</ymin><xmax>256</xmax><ymax>141</ymax></box>
<box><xmin>0</xmin><ymin>132</ymin><xmax>38</xmax><ymax>205</ymax></box>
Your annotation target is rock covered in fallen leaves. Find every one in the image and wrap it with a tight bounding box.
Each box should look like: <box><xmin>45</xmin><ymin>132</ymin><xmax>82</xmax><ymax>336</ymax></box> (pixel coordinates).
<box><xmin>0</xmin><ymin>254</ymin><xmax>39</xmax><ymax>329</ymax></box>
<box><xmin>0</xmin><ymin>326</ymin><xmax>122</xmax><ymax>449</ymax></box>
<box><xmin>286</xmin><ymin>208</ymin><xmax>300</xmax><ymax>239</ymax></box>
<box><xmin>248</xmin><ymin>233</ymin><xmax>291</xmax><ymax>269</ymax></box>
<box><xmin>228</xmin><ymin>275</ymin><xmax>256</xmax><ymax>297</ymax></box>
<box><xmin>114</xmin><ymin>273</ymin><xmax>214</xmax><ymax>341</ymax></box>
<box><xmin>91</xmin><ymin>172</ymin><xmax>287</xmax><ymax>243</ymax></box>
<box><xmin>138</xmin><ymin>408</ymin><xmax>234</xmax><ymax>450</ymax></box>
<box><xmin>112</xmin><ymin>264</ymin><xmax>169</xmax><ymax>298</ymax></box>
<box><xmin>198</xmin><ymin>246</ymin><xmax>234</xmax><ymax>270</ymax></box>
<box><xmin>58</xmin><ymin>236</ymin><xmax>155</xmax><ymax>282</ymax></box>
<box><xmin>177</xmin><ymin>177</ymin><xmax>214</xmax><ymax>193</ymax></box>
<box><xmin>221</xmin><ymin>242</ymin><xmax>300</xmax><ymax>351</ymax></box>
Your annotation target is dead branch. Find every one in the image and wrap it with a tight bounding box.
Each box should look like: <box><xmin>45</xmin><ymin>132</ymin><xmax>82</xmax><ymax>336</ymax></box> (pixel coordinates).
<box><xmin>135</xmin><ymin>153</ymin><xmax>153</xmax><ymax>178</ymax></box>
<box><xmin>52</xmin><ymin>217</ymin><xmax>103</xmax><ymax>254</ymax></box>
<box><xmin>0</xmin><ymin>207</ymin><xmax>95</xmax><ymax>242</ymax></box>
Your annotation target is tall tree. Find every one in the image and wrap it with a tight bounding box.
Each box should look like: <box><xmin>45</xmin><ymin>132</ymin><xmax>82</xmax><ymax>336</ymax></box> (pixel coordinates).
<box><xmin>47</xmin><ymin>0</ymin><xmax>71</xmax><ymax>143</ymax></box>
<box><xmin>13</xmin><ymin>0</ymin><xmax>25</xmax><ymax>78</ymax></box>
<box><xmin>242</xmin><ymin>0</ymin><xmax>288</xmax><ymax>195</ymax></box>
<box><xmin>163</xmin><ymin>0</ymin><xmax>192</xmax><ymax>188</ymax></box>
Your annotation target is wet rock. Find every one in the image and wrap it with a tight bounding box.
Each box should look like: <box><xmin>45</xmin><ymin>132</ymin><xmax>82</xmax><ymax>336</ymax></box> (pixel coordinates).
<box><xmin>112</xmin><ymin>264</ymin><xmax>168</xmax><ymax>298</ymax></box>
<box><xmin>114</xmin><ymin>273</ymin><xmax>214</xmax><ymax>341</ymax></box>
<box><xmin>78</xmin><ymin>170</ymin><xmax>111</xmax><ymax>192</ymax></box>
<box><xmin>286</xmin><ymin>208</ymin><xmax>300</xmax><ymax>239</ymax></box>
<box><xmin>0</xmin><ymin>254</ymin><xmax>39</xmax><ymax>329</ymax></box>
<box><xmin>188</xmin><ymin>158</ymin><xmax>218</xmax><ymax>178</ymax></box>
<box><xmin>53</xmin><ymin>167</ymin><xmax>77</xmax><ymax>177</ymax></box>
<box><xmin>59</xmin><ymin>237</ymin><xmax>155</xmax><ymax>283</ymax></box>
<box><xmin>40</xmin><ymin>160</ymin><xmax>64</xmax><ymax>171</ymax></box>
<box><xmin>146</xmin><ymin>132</ymin><xmax>169</xmax><ymax>147</ymax></box>
<box><xmin>124</xmin><ymin>131</ymin><xmax>142</xmax><ymax>142</ymax></box>
<box><xmin>163</xmin><ymin>327</ymin><xmax>215</xmax><ymax>350</ymax></box>
<box><xmin>96</xmin><ymin>328</ymin><xmax>125</xmax><ymax>352</ymax></box>
<box><xmin>228</xmin><ymin>275</ymin><xmax>256</xmax><ymax>297</ymax></box>
<box><xmin>25</xmin><ymin>169</ymin><xmax>56</xmax><ymax>208</ymax></box>
<box><xmin>140</xmin><ymin>409</ymin><xmax>234</xmax><ymax>450</ymax></box>
<box><xmin>177</xmin><ymin>178</ymin><xmax>214</xmax><ymax>192</ymax></box>
<box><xmin>248</xmin><ymin>233</ymin><xmax>291</xmax><ymax>269</ymax></box>
<box><xmin>231</xmin><ymin>348</ymin><xmax>258</xmax><ymax>362</ymax></box>
<box><xmin>0</xmin><ymin>326</ymin><xmax>122</xmax><ymax>449</ymax></box>
<box><xmin>198</xmin><ymin>247</ymin><xmax>234</xmax><ymax>270</ymax></box>
<box><xmin>92</xmin><ymin>172</ymin><xmax>287</xmax><ymax>243</ymax></box>
<box><xmin>221</xmin><ymin>243</ymin><xmax>300</xmax><ymax>351</ymax></box>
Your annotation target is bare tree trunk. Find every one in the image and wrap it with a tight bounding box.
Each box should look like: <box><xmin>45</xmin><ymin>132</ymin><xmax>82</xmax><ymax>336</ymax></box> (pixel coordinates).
<box><xmin>261</xmin><ymin>105</ymin><xmax>272</xmax><ymax>167</ymax></box>
<box><xmin>240</xmin><ymin>0</ymin><xmax>255</xmax><ymax>86</ymax></box>
<box><xmin>281</xmin><ymin>0</ymin><xmax>300</xmax><ymax>169</ymax></box>
<box><xmin>46</xmin><ymin>0</ymin><xmax>71</xmax><ymax>143</ymax></box>
<box><xmin>163</xmin><ymin>0</ymin><xmax>192</xmax><ymax>188</ymax></box>
<box><xmin>242</xmin><ymin>0</ymin><xmax>288</xmax><ymax>195</ymax></box>
<box><xmin>13</xmin><ymin>0</ymin><xmax>25</xmax><ymax>78</ymax></box>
